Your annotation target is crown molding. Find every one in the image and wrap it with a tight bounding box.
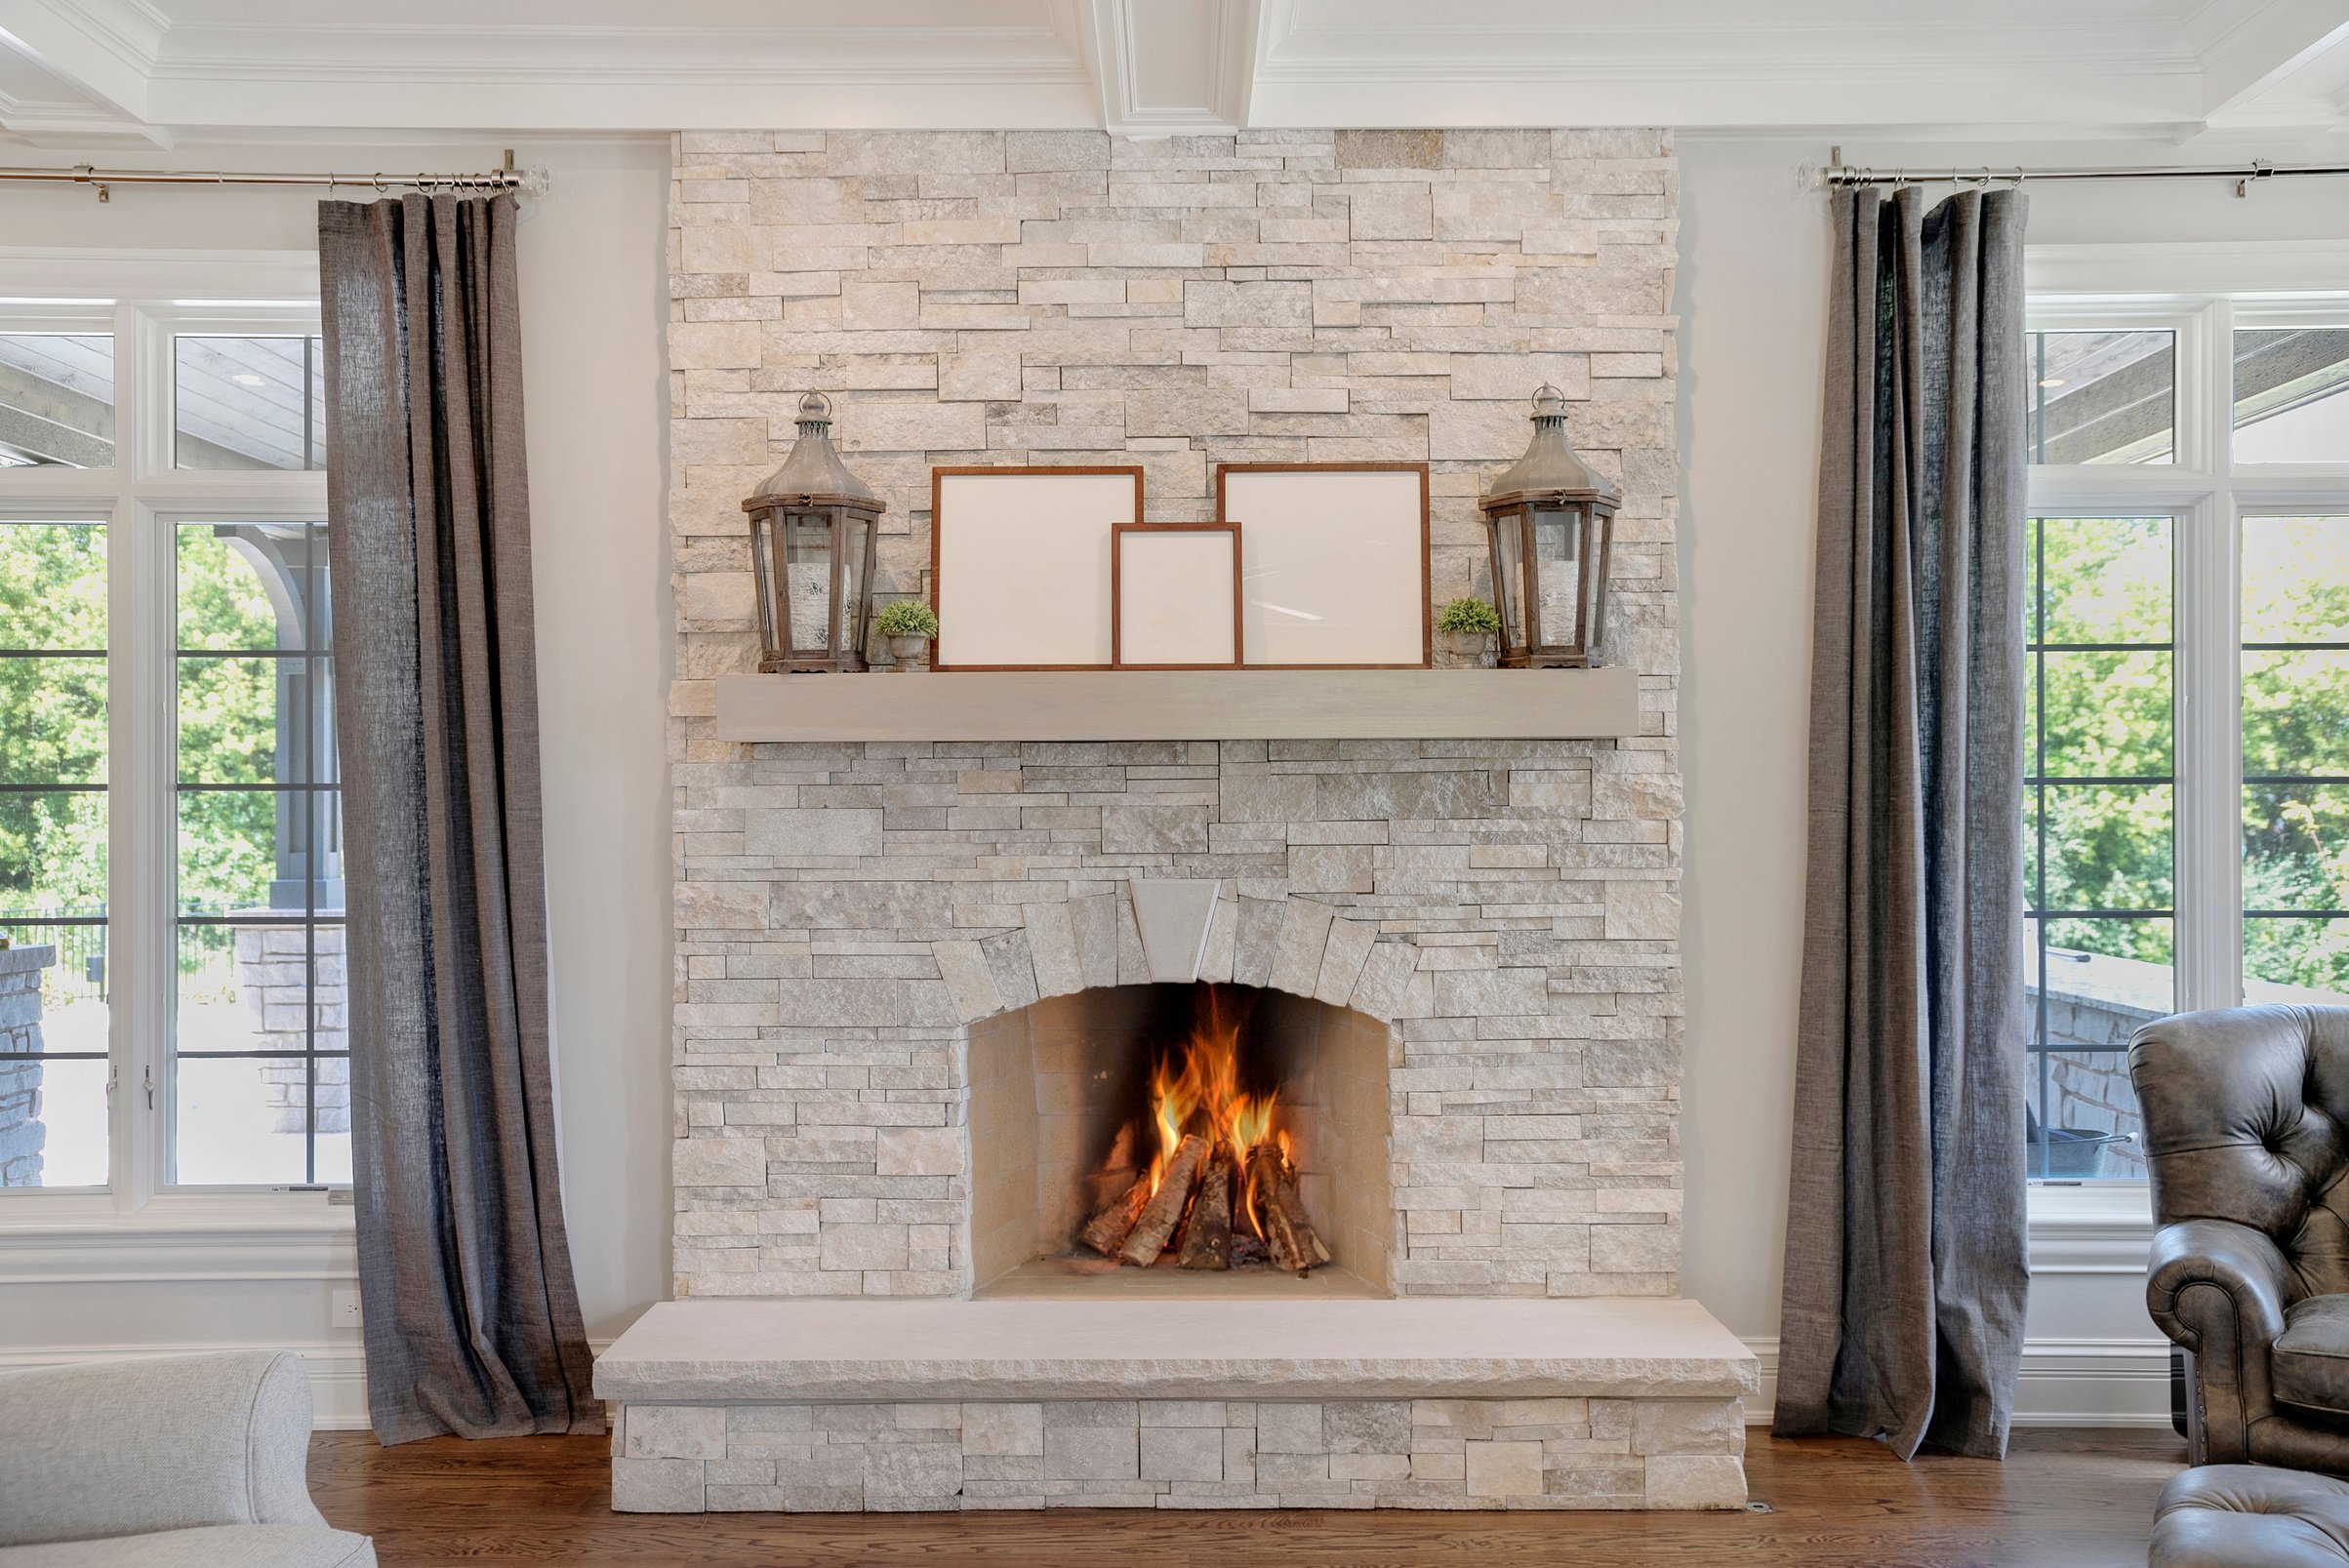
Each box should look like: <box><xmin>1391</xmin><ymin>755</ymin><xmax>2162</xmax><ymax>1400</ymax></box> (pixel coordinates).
<box><xmin>0</xmin><ymin>0</ymin><xmax>2345</xmax><ymax>141</ymax></box>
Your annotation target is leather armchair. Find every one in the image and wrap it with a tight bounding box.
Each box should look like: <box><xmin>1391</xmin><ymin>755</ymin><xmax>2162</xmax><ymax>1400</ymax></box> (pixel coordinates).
<box><xmin>2132</xmin><ymin>1004</ymin><xmax>2349</xmax><ymax>1471</ymax></box>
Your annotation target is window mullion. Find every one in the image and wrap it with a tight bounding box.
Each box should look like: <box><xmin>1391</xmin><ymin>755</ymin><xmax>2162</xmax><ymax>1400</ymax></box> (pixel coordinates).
<box><xmin>2175</xmin><ymin>299</ymin><xmax>2242</xmax><ymax>1012</ymax></box>
<box><xmin>112</xmin><ymin>305</ymin><xmax>177</xmax><ymax>1206</ymax></box>
<box><xmin>2175</xmin><ymin>490</ymin><xmax>2241</xmax><ymax>1012</ymax></box>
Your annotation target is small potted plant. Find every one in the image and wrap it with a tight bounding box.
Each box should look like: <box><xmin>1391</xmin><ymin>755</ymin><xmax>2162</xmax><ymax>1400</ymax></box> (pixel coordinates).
<box><xmin>1435</xmin><ymin>597</ymin><xmax>1501</xmax><ymax>668</ymax></box>
<box><xmin>873</xmin><ymin>598</ymin><xmax>939</xmax><ymax>673</ymax></box>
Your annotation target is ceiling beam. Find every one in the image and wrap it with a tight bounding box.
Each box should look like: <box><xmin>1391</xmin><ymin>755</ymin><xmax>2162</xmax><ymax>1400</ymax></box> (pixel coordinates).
<box><xmin>2190</xmin><ymin>0</ymin><xmax>2349</xmax><ymax>119</ymax></box>
<box><xmin>0</xmin><ymin>0</ymin><xmax>157</xmax><ymax>124</ymax></box>
<box><xmin>0</xmin><ymin>360</ymin><xmax>111</xmax><ymax>468</ymax></box>
<box><xmin>1078</xmin><ymin>0</ymin><xmax>1259</xmax><ymax>135</ymax></box>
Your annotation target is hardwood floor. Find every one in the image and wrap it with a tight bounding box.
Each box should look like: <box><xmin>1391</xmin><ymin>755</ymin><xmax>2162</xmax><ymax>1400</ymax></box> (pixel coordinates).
<box><xmin>310</xmin><ymin>1426</ymin><xmax>2183</xmax><ymax>1567</ymax></box>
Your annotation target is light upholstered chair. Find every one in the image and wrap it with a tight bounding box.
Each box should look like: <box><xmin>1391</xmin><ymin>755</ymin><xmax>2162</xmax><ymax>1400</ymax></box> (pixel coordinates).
<box><xmin>0</xmin><ymin>1350</ymin><xmax>374</xmax><ymax>1566</ymax></box>
<box><xmin>2133</xmin><ymin>1004</ymin><xmax>2349</xmax><ymax>1471</ymax></box>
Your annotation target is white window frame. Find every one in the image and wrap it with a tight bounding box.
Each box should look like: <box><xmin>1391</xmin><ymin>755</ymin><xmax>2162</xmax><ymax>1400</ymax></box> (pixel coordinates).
<box><xmin>2024</xmin><ymin>241</ymin><xmax>2349</xmax><ymax>1249</ymax></box>
<box><xmin>0</xmin><ymin>250</ymin><xmax>347</xmax><ymax>1250</ymax></box>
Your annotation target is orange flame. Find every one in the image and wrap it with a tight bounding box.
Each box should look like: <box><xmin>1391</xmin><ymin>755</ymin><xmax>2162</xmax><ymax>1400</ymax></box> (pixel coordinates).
<box><xmin>1142</xmin><ymin>990</ymin><xmax>1280</xmax><ymax>1237</ymax></box>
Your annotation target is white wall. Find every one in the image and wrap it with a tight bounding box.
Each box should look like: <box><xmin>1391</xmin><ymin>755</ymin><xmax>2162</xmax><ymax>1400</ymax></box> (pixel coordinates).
<box><xmin>0</xmin><ymin>136</ymin><xmax>672</xmax><ymax>1422</ymax></box>
<box><xmin>12</xmin><ymin>121</ymin><xmax>2348</xmax><ymax>1432</ymax></box>
<box><xmin>1673</xmin><ymin>133</ymin><xmax>2349</xmax><ymax>1425</ymax></box>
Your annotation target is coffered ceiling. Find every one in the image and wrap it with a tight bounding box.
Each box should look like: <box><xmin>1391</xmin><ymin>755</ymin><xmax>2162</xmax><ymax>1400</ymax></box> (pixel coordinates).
<box><xmin>0</xmin><ymin>0</ymin><xmax>2344</xmax><ymax>148</ymax></box>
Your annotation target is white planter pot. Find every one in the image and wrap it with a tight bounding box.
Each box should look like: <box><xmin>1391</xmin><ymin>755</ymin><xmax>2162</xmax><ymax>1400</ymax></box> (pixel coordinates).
<box><xmin>1436</xmin><ymin>629</ymin><xmax>1495</xmax><ymax>668</ymax></box>
<box><xmin>885</xmin><ymin>634</ymin><xmax>931</xmax><ymax>672</ymax></box>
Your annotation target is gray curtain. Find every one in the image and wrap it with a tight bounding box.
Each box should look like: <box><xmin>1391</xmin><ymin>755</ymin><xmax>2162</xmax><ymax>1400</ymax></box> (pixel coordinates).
<box><xmin>1773</xmin><ymin>184</ymin><xmax>2032</xmax><ymax>1460</ymax></box>
<box><xmin>319</xmin><ymin>193</ymin><xmax>598</xmax><ymax>1444</ymax></box>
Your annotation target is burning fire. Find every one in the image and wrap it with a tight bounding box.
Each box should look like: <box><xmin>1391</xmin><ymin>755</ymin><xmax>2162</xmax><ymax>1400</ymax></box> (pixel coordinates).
<box><xmin>1143</xmin><ymin>990</ymin><xmax>1281</xmax><ymax>1236</ymax></box>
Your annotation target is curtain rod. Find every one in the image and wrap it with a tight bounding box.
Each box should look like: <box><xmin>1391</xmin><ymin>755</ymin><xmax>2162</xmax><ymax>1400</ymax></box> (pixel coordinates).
<box><xmin>0</xmin><ymin>148</ymin><xmax>547</xmax><ymax>203</ymax></box>
<box><xmin>1817</xmin><ymin>146</ymin><xmax>2349</xmax><ymax>198</ymax></box>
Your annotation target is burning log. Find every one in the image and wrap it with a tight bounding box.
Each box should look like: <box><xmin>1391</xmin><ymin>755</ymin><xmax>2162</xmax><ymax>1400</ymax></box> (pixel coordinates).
<box><xmin>1177</xmin><ymin>1151</ymin><xmax>1235</xmax><ymax>1270</ymax></box>
<box><xmin>1245</xmin><ymin>1141</ymin><xmax>1332</xmax><ymax>1275</ymax></box>
<box><xmin>1077</xmin><ymin>1174</ymin><xmax>1152</xmax><ymax>1258</ymax></box>
<box><xmin>1119</xmin><ymin>1134</ymin><xmax>1209</xmax><ymax>1266</ymax></box>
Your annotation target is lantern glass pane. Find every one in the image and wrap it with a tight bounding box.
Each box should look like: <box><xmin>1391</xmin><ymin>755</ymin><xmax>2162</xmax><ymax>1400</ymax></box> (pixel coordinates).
<box><xmin>1584</xmin><ymin>511</ymin><xmax>1611</xmax><ymax>659</ymax></box>
<box><xmin>1494</xmin><ymin>508</ymin><xmax>1527</xmax><ymax>650</ymax></box>
<box><xmin>783</xmin><ymin>511</ymin><xmax>833</xmax><ymax>654</ymax></box>
<box><xmin>1533</xmin><ymin>505</ymin><xmax>1580</xmax><ymax>650</ymax></box>
<box><xmin>841</xmin><ymin>514</ymin><xmax>871</xmax><ymax>658</ymax></box>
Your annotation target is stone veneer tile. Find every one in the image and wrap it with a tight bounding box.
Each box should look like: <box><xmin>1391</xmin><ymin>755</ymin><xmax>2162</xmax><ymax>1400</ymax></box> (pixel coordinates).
<box><xmin>623</xmin><ymin>1405</ymin><xmax>727</xmax><ymax>1461</ymax></box>
<box><xmin>1139</xmin><ymin>1425</ymin><xmax>1224</xmax><ymax>1482</ymax></box>
<box><xmin>1463</xmin><ymin>1440</ymin><xmax>1546</xmax><ymax>1499</ymax></box>
<box><xmin>960</xmin><ymin>1402</ymin><xmax>1042</xmax><ymax>1456</ymax></box>
<box><xmin>612</xmin><ymin>1457</ymin><xmax>705</xmax><ymax>1512</ymax></box>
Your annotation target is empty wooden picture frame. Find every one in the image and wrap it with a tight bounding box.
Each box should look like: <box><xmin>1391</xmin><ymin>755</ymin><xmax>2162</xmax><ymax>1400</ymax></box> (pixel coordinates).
<box><xmin>930</xmin><ymin>465</ymin><xmax>1144</xmax><ymax>670</ymax></box>
<box><xmin>1215</xmin><ymin>462</ymin><xmax>1431</xmax><ymax>667</ymax></box>
<box><xmin>1112</xmin><ymin>522</ymin><xmax>1243</xmax><ymax>668</ymax></box>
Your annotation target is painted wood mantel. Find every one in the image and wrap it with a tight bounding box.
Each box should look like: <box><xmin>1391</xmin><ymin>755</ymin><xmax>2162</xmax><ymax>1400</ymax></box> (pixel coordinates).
<box><xmin>711</xmin><ymin>667</ymin><xmax>1641</xmax><ymax>744</ymax></box>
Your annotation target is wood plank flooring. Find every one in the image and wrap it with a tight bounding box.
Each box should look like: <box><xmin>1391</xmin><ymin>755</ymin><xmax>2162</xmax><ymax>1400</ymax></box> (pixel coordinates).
<box><xmin>310</xmin><ymin>1426</ymin><xmax>2183</xmax><ymax>1567</ymax></box>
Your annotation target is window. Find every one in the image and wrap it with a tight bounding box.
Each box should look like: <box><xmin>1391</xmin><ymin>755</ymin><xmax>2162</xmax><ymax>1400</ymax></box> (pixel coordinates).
<box><xmin>173</xmin><ymin>336</ymin><xmax>326</xmax><ymax>471</ymax></box>
<box><xmin>0</xmin><ymin>520</ymin><xmax>109</xmax><ymax>1187</ymax></box>
<box><xmin>2029</xmin><ymin>329</ymin><xmax>2175</xmax><ymax>463</ymax></box>
<box><xmin>175</xmin><ymin>521</ymin><xmax>344</xmax><ymax>1186</ymax></box>
<box><xmin>0</xmin><ymin>290</ymin><xmax>335</xmax><ymax>1204</ymax></box>
<box><xmin>2241</xmin><ymin>514</ymin><xmax>2349</xmax><ymax>1001</ymax></box>
<box><xmin>0</xmin><ymin>332</ymin><xmax>114</xmax><ymax>467</ymax></box>
<box><xmin>2027</xmin><ymin>292</ymin><xmax>2349</xmax><ymax>1183</ymax></box>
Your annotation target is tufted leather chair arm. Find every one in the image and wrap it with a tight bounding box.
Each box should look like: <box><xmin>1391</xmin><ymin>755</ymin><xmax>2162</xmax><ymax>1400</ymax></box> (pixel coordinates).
<box><xmin>2151</xmin><ymin>1218</ymin><xmax>2292</xmax><ymax>1348</ymax></box>
<box><xmin>2150</xmin><ymin>1217</ymin><xmax>2293</xmax><ymax>1463</ymax></box>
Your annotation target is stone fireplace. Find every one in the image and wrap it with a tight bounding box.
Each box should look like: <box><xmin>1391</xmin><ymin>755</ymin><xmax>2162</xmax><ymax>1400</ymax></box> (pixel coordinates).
<box><xmin>611</xmin><ymin>125</ymin><xmax>1755</xmax><ymax>1514</ymax></box>
<box><xmin>669</xmin><ymin>745</ymin><xmax>1683</xmax><ymax>1303</ymax></box>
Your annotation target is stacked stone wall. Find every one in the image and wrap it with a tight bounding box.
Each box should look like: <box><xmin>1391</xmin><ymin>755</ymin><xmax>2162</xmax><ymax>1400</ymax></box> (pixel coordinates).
<box><xmin>667</xmin><ymin>130</ymin><xmax>1683</xmax><ymax>1301</ymax></box>
<box><xmin>611</xmin><ymin>1393</ymin><xmax>1745</xmax><ymax>1512</ymax></box>
<box><xmin>233</xmin><ymin>923</ymin><xmax>349</xmax><ymax>1135</ymax></box>
<box><xmin>0</xmin><ymin>945</ymin><xmax>56</xmax><ymax>1186</ymax></box>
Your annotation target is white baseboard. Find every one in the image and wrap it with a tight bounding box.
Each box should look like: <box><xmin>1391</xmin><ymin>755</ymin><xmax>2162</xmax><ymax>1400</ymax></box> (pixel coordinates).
<box><xmin>6</xmin><ymin>1335</ymin><xmax>2175</xmax><ymax>1436</ymax></box>
<box><xmin>1737</xmin><ymin>1336</ymin><xmax>2175</xmax><ymax>1428</ymax></box>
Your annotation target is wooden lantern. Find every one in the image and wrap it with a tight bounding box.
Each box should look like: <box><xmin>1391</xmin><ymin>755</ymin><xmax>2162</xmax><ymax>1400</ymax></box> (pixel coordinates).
<box><xmin>743</xmin><ymin>392</ymin><xmax>885</xmax><ymax>673</ymax></box>
<box><xmin>1477</xmin><ymin>385</ymin><xmax>1620</xmax><ymax>668</ymax></box>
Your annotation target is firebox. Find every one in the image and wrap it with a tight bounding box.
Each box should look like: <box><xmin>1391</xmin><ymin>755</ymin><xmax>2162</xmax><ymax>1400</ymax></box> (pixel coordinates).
<box><xmin>967</xmin><ymin>983</ymin><xmax>1394</xmax><ymax>1297</ymax></box>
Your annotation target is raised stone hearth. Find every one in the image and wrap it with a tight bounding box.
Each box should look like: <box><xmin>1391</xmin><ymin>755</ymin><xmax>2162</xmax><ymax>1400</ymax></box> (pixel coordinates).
<box><xmin>597</xmin><ymin>1299</ymin><xmax>1757</xmax><ymax>1511</ymax></box>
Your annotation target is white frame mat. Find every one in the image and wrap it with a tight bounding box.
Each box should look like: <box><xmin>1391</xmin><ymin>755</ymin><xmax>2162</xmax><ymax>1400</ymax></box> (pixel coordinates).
<box><xmin>1113</xmin><ymin>522</ymin><xmax>1242</xmax><ymax>668</ymax></box>
<box><xmin>1217</xmin><ymin>463</ymin><xmax>1430</xmax><ymax>667</ymax></box>
<box><xmin>930</xmin><ymin>466</ymin><xmax>1143</xmax><ymax>670</ymax></box>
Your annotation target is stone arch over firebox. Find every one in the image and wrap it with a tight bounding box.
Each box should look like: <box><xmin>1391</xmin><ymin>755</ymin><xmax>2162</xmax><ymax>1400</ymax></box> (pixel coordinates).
<box><xmin>930</xmin><ymin>885</ymin><xmax>1406</xmax><ymax>1300</ymax></box>
<box><xmin>925</xmin><ymin>886</ymin><xmax>1416</xmax><ymax>1031</ymax></box>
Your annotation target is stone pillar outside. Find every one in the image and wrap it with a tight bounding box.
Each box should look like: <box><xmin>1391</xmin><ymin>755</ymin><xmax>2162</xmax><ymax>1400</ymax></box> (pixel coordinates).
<box><xmin>229</xmin><ymin>921</ymin><xmax>348</xmax><ymax>1136</ymax></box>
<box><xmin>0</xmin><ymin>944</ymin><xmax>58</xmax><ymax>1186</ymax></box>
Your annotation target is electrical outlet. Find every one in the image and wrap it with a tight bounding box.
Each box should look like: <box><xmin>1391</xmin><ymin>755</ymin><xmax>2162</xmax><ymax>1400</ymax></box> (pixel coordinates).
<box><xmin>331</xmin><ymin>1288</ymin><xmax>362</xmax><ymax>1329</ymax></box>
